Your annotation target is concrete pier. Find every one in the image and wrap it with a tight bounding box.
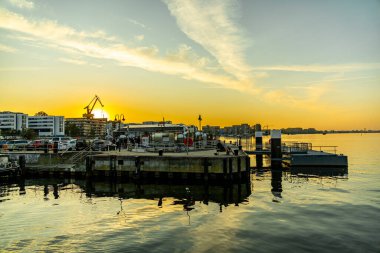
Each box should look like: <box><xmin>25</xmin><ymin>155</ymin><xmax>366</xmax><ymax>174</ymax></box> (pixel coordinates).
<box><xmin>90</xmin><ymin>150</ymin><xmax>249</xmax><ymax>181</ymax></box>
<box><xmin>1</xmin><ymin>149</ymin><xmax>250</xmax><ymax>182</ymax></box>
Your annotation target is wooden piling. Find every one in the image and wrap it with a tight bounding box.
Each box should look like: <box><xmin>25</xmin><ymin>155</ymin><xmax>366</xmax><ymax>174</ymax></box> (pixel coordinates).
<box><xmin>270</xmin><ymin>130</ymin><xmax>282</xmax><ymax>168</ymax></box>
<box><xmin>255</xmin><ymin>131</ymin><xmax>263</xmax><ymax>168</ymax></box>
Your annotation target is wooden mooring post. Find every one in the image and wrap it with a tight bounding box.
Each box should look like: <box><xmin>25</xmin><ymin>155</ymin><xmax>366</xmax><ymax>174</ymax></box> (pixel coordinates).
<box><xmin>255</xmin><ymin>131</ymin><xmax>263</xmax><ymax>168</ymax></box>
<box><xmin>270</xmin><ymin>130</ymin><xmax>282</xmax><ymax>168</ymax></box>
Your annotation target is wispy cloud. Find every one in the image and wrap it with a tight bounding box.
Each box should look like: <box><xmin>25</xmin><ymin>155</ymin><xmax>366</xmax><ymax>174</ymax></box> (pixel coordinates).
<box><xmin>289</xmin><ymin>75</ymin><xmax>376</xmax><ymax>87</ymax></box>
<box><xmin>134</xmin><ymin>34</ymin><xmax>144</xmax><ymax>41</ymax></box>
<box><xmin>0</xmin><ymin>43</ymin><xmax>17</xmax><ymax>52</ymax></box>
<box><xmin>8</xmin><ymin>0</ymin><xmax>34</xmax><ymax>9</ymax></box>
<box><xmin>0</xmin><ymin>7</ymin><xmax>252</xmax><ymax>92</ymax></box>
<box><xmin>128</xmin><ymin>18</ymin><xmax>148</xmax><ymax>29</ymax></box>
<box><xmin>58</xmin><ymin>57</ymin><xmax>86</xmax><ymax>65</ymax></box>
<box><xmin>164</xmin><ymin>0</ymin><xmax>254</xmax><ymax>86</ymax></box>
<box><xmin>253</xmin><ymin>63</ymin><xmax>380</xmax><ymax>73</ymax></box>
<box><xmin>263</xmin><ymin>82</ymin><xmax>332</xmax><ymax>110</ymax></box>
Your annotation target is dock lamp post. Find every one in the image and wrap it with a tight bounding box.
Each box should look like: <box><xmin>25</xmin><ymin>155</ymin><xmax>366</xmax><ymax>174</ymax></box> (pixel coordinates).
<box><xmin>114</xmin><ymin>114</ymin><xmax>125</xmax><ymax>134</ymax></box>
<box><xmin>198</xmin><ymin>115</ymin><xmax>202</xmax><ymax>132</ymax></box>
<box><xmin>114</xmin><ymin>114</ymin><xmax>125</xmax><ymax>151</ymax></box>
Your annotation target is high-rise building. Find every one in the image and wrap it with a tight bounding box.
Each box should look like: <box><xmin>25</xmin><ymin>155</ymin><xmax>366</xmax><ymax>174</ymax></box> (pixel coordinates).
<box><xmin>27</xmin><ymin>116</ymin><xmax>65</xmax><ymax>137</ymax></box>
<box><xmin>0</xmin><ymin>111</ymin><xmax>28</xmax><ymax>131</ymax></box>
<box><xmin>65</xmin><ymin>118</ymin><xmax>107</xmax><ymax>137</ymax></box>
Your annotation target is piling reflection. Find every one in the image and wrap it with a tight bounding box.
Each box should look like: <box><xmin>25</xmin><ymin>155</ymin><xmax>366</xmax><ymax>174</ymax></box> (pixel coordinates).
<box><xmin>271</xmin><ymin>169</ymin><xmax>283</xmax><ymax>201</ymax></box>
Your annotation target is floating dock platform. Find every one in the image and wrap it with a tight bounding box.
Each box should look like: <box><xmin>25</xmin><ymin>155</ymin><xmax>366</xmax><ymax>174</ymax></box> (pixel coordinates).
<box><xmin>288</xmin><ymin>150</ymin><xmax>348</xmax><ymax>167</ymax></box>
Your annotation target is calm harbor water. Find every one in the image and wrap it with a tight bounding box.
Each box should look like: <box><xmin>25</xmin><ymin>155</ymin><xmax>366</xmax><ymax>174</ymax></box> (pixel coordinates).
<box><xmin>1</xmin><ymin>133</ymin><xmax>380</xmax><ymax>252</ymax></box>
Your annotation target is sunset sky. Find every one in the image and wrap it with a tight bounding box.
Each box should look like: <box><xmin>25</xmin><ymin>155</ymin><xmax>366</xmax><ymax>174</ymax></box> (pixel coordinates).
<box><xmin>0</xmin><ymin>0</ymin><xmax>379</xmax><ymax>130</ymax></box>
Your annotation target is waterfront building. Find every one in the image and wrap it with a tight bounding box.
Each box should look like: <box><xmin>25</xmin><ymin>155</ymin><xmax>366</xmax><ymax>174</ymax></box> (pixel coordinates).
<box><xmin>65</xmin><ymin>118</ymin><xmax>107</xmax><ymax>137</ymax></box>
<box><xmin>220</xmin><ymin>123</ymin><xmax>253</xmax><ymax>136</ymax></box>
<box><xmin>142</xmin><ymin>120</ymin><xmax>172</xmax><ymax>125</ymax></box>
<box><xmin>202</xmin><ymin>125</ymin><xmax>221</xmax><ymax>136</ymax></box>
<box><xmin>253</xmin><ymin>124</ymin><xmax>262</xmax><ymax>132</ymax></box>
<box><xmin>27</xmin><ymin>115</ymin><xmax>65</xmax><ymax>137</ymax></box>
<box><xmin>240</xmin><ymin>123</ymin><xmax>251</xmax><ymax>135</ymax></box>
<box><xmin>0</xmin><ymin>111</ymin><xmax>28</xmax><ymax>131</ymax></box>
<box><xmin>120</xmin><ymin>123</ymin><xmax>184</xmax><ymax>137</ymax></box>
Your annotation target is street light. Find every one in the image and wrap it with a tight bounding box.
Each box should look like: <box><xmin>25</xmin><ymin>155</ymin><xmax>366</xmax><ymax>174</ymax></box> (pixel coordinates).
<box><xmin>114</xmin><ymin>114</ymin><xmax>125</xmax><ymax>151</ymax></box>
<box><xmin>114</xmin><ymin>114</ymin><xmax>125</xmax><ymax>133</ymax></box>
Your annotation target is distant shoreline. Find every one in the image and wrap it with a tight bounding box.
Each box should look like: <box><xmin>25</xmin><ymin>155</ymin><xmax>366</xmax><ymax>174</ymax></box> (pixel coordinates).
<box><xmin>219</xmin><ymin>131</ymin><xmax>380</xmax><ymax>137</ymax></box>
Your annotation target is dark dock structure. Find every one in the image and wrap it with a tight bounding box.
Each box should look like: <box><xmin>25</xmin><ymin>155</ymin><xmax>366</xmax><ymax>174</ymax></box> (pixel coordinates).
<box><xmin>1</xmin><ymin>130</ymin><xmax>348</xmax><ymax>181</ymax></box>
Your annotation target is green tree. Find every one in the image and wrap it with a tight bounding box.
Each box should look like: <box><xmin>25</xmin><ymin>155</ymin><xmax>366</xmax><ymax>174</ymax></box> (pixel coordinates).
<box><xmin>35</xmin><ymin>111</ymin><xmax>48</xmax><ymax>116</ymax></box>
<box><xmin>21</xmin><ymin>128</ymin><xmax>37</xmax><ymax>140</ymax></box>
<box><xmin>65</xmin><ymin>123</ymin><xmax>81</xmax><ymax>137</ymax></box>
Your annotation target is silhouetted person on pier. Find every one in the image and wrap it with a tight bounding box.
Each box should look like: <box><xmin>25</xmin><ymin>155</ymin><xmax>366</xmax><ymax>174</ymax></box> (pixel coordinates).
<box><xmin>216</xmin><ymin>141</ymin><xmax>225</xmax><ymax>152</ymax></box>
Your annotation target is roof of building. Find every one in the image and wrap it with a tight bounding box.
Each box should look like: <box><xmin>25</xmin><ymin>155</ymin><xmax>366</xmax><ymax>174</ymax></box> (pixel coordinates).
<box><xmin>121</xmin><ymin>124</ymin><xmax>184</xmax><ymax>132</ymax></box>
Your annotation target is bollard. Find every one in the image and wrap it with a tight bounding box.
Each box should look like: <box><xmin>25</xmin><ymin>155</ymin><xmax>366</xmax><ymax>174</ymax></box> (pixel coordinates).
<box><xmin>270</xmin><ymin>130</ymin><xmax>282</xmax><ymax>168</ymax></box>
<box><xmin>44</xmin><ymin>143</ymin><xmax>48</xmax><ymax>154</ymax></box>
<box><xmin>158</xmin><ymin>150</ymin><xmax>163</xmax><ymax>156</ymax></box>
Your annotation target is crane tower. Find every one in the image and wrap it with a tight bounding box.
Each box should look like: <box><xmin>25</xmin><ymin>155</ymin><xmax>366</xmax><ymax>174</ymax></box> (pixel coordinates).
<box><xmin>83</xmin><ymin>95</ymin><xmax>104</xmax><ymax>119</ymax></box>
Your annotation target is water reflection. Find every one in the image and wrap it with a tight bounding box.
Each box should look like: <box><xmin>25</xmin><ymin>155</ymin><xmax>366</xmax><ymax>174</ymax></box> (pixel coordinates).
<box><xmin>85</xmin><ymin>179</ymin><xmax>251</xmax><ymax>211</ymax></box>
<box><xmin>290</xmin><ymin>166</ymin><xmax>348</xmax><ymax>177</ymax></box>
<box><xmin>0</xmin><ymin>165</ymin><xmax>348</xmax><ymax>208</ymax></box>
<box><xmin>0</xmin><ymin>178</ymin><xmax>252</xmax><ymax>212</ymax></box>
<box><xmin>271</xmin><ymin>169</ymin><xmax>283</xmax><ymax>202</ymax></box>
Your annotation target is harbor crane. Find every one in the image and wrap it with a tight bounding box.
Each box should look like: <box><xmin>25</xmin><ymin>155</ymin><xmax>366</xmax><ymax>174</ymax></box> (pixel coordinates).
<box><xmin>83</xmin><ymin>95</ymin><xmax>104</xmax><ymax>119</ymax></box>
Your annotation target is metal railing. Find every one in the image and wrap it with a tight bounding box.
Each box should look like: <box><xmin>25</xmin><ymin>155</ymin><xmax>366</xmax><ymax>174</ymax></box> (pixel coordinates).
<box><xmin>70</xmin><ymin>146</ymin><xmax>93</xmax><ymax>164</ymax></box>
<box><xmin>282</xmin><ymin>142</ymin><xmax>311</xmax><ymax>153</ymax></box>
<box><xmin>311</xmin><ymin>146</ymin><xmax>338</xmax><ymax>154</ymax></box>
